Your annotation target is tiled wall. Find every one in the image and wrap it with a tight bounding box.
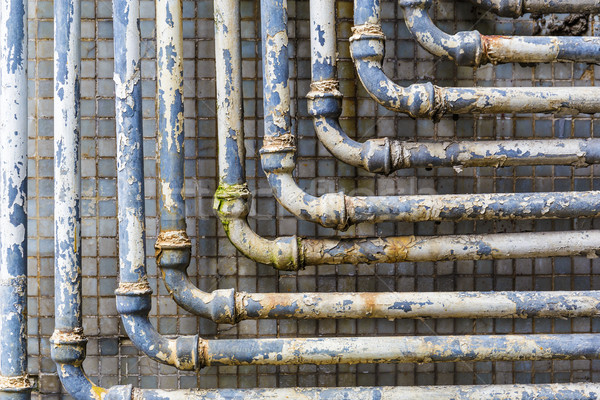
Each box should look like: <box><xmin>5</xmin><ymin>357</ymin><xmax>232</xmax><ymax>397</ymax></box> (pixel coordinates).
<box><xmin>27</xmin><ymin>0</ymin><xmax>600</xmax><ymax>397</ymax></box>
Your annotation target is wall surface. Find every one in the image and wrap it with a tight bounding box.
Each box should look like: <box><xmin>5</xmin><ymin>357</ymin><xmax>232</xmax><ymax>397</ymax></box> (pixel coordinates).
<box><xmin>25</xmin><ymin>0</ymin><xmax>600</xmax><ymax>397</ymax></box>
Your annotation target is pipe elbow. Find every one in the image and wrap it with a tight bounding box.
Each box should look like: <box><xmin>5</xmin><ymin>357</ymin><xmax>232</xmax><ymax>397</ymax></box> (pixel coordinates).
<box><xmin>350</xmin><ymin>29</ymin><xmax>441</xmax><ymax>119</ymax></box>
<box><xmin>161</xmin><ymin>264</ymin><xmax>237</xmax><ymax>323</ymax></box>
<box><xmin>115</xmin><ymin>283</ymin><xmax>201</xmax><ymax>371</ymax></box>
<box><xmin>268</xmin><ymin>173</ymin><xmax>349</xmax><ymax>230</ymax></box>
<box><xmin>402</xmin><ymin>3</ymin><xmax>484</xmax><ymax>67</ymax></box>
<box><xmin>225</xmin><ymin>218</ymin><xmax>302</xmax><ymax>271</ymax></box>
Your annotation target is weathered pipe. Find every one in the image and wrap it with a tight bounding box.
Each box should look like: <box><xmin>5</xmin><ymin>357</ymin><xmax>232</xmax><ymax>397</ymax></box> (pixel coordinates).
<box><xmin>132</xmin><ymin>383</ymin><xmax>600</xmax><ymax>400</ymax></box>
<box><xmin>401</xmin><ymin>0</ymin><xmax>600</xmax><ymax>66</ymax></box>
<box><xmin>308</xmin><ymin>0</ymin><xmax>600</xmax><ymax>175</ymax></box>
<box><xmin>113</xmin><ymin>0</ymin><xmax>199</xmax><ymax>371</ymax></box>
<box><xmin>202</xmin><ymin>334</ymin><xmax>600</xmax><ymax>365</ymax></box>
<box><xmin>0</xmin><ymin>0</ymin><xmax>31</xmax><ymax>397</ymax></box>
<box><xmin>349</xmin><ymin>0</ymin><xmax>600</xmax><ymax>119</ymax></box>
<box><xmin>261</xmin><ymin>0</ymin><xmax>600</xmax><ymax>230</ymax></box>
<box><xmin>468</xmin><ymin>0</ymin><xmax>600</xmax><ymax>18</ymax></box>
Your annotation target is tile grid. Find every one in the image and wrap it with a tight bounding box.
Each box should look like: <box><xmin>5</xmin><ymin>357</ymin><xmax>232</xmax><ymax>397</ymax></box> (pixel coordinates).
<box><xmin>26</xmin><ymin>0</ymin><xmax>600</xmax><ymax>398</ymax></box>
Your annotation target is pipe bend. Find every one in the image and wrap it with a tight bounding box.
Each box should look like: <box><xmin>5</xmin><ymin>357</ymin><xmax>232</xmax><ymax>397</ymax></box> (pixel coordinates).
<box><xmin>349</xmin><ymin>28</ymin><xmax>441</xmax><ymax>119</ymax></box>
<box><xmin>214</xmin><ymin>185</ymin><xmax>302</xmax><ymax>271</ymax></box>
<box><xmin>307</xmin><ymin>87</ymin><xmax>394</xmax><ymax>175</ymax></box>
<box><xmin>401</xmin><ymin>2</ymin><xmax>483</xmax><ymax>66</ymax></box>
<box><xmin>260</xmin><ymin>159</ymin><xmax>350</xmax><ymax>230</ymax></box>
<box><xmin>115</xmin><ymin>283</ymin><xmax>201</xmax><ymax>371</ymax></box>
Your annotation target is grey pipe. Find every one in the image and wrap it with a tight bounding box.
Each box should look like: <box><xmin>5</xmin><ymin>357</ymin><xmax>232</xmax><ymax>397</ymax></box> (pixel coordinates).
<box><xmin>308</xmin><ymin>0</ymin><xmax>600</xmax><ymax>174</ymax></box>
<box><xmin>0</xmin><ymin>0</ymin><xmax>31</xmax><ymax>396</ymax></box>
<box><xmin>401</xmin><ymin>0</ymin><xmax>600</xmax><ymax>66</ymax></box>
<box><xmin>468</xmin><ymin>0</ymin><xmax>600</xmax><ymax>17</ymax></box>
<box><xmin>350</xmin><ymin>0</ymin><xmax>600</xmax><ymax>119</ymax></box>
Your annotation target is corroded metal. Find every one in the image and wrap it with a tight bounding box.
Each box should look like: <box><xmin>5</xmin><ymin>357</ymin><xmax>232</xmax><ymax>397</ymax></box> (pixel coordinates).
<box><xmin>0</xmin><ymin>0</ymin><xmax>30</xmax><ymax>396</ymax></box>
<box><xmin>469</xmin><ymin>0</ymin><xmax>600</xmax><ymax>17</ymax></box>
<box><xmin>350</xmin><ymin>0</ymin><xmax>600</xmax><ymax>119</ymax></box>
<box><xmin>261</xmin><ymin>0</ymin><xmax>600</xmax><ymax>231</ymax></box>
<box><xmin>308</xmin><ymin>0</ymin><xmax>600</xmax><ymax>174</ymax></box>
<box><xmin>132</xmin><ymin>383</ymin><xmax>600</xmax><ymax>400</ymax></box>
<box><xmin>203</xmin><ymin>334</ymin><xmax>600</xmax><ymax>366</ymax></box>
<box><xmin>113</xmin><ymin>0</ymin><xmax>200</xmax><ymax>372</ymax></box>
<box><xmin>401</xmin><ymin>0</ymin><xmax>600</xmax><ymax>66</ymax></box>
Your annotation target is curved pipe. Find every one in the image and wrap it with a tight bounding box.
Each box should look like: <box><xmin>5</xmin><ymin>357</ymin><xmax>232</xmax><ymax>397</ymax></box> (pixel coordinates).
<box><xmin>469</xmin><ymin>0</ymin><xmax>600</xmax><ymax>17</ymax></box>
<box><xmin>308</xmin><ymin>0</ymin><xmax>600</xmax><ymax>174</ymax></box>
<box><xmin>350</xmin><ymin>0</ymin><xmax>600</xmax><ymax>119</ymax></box>
<box><xmin>401</xmin><ymin>0</ymin><xmax>600</xmax><ymax>66</ymax></box>
<box><xmin>0</xmin><ymin>0</ymin><xmax>31</xmax><ymax>397</ymax></box>
<box><xmin>113</xmin><ymin>0</ymin><xmax>199</xmax><ymax>371</ymax></box>
<box><xmin>261</xmin><ymin>0</ymin><xmax>600</xmax><ymax>230</ymax></box>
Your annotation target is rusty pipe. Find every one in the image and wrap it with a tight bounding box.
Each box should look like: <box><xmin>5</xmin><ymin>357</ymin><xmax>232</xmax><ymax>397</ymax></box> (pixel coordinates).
<box><xmin>401</xmin><ymin>0</ymin><xmax>600</xmax><ymax>66</ymax></box>
<box><xmin>350</xmin><ymin>0</ymin><xmax>600</xmax><ymax>119</ymax></box>
<box><xmin>468</xmin><ymin>0</ymin><xmax>600</xmax><ymax>17</ymax></box>
<box><xmin>0</xmin><ymin>0</ymin><xmax>31</xmax><ymax>396</ymax></box>
<box><xmin>308</xmin><ymin>0</ymin><xmax>600</xmax><ymax>174</ymax></box>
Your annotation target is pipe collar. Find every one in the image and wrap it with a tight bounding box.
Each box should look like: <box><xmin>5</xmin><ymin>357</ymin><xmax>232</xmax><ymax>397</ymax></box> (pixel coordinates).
<box><xmin>50</xmin><ymin>329</ymin><xmax>87</xmax><ymax>366</ymax></box>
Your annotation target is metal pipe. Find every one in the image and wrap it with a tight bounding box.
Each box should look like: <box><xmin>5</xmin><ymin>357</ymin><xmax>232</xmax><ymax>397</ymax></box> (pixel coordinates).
<box><xmin>401</xmin><ymin>0</ymin><xmax>600</xmax><ymax>66</ymax></box>
<box><xmin>308</xmin><ymin>0</ymin><xmax>600</xmax><ymax>174</ymax></box>
<box><xmin>202</xmin><ymin>334</ymin><xmax>600</xmax><ymax>366</ymax></box>
<box><xmin>261</xmin><ymin>0</ymin><xmax>600</xmax><ymax>230</ymax></box>
<box><xmin>113</xmin><ymin>0</ymin><xmax>200</xmax><ymax>371</ymax></box>
<box><xmin>350</xmin><ymin>0</ymin><xmax>600</xmax><ymax>119</ymax></box>
<box><xmin>49</xmin><ymin>0</ymin><xmax>116</xmax><ymax>397</ymax></box>
<box><xmin>468</xmin><ymin>0</ymin><xmax>600</xmax><ymax>17</ymax></box>
<box><xmin>133</xmin><ymin>383</ymin><xmax>600</xmax><ymax>399</ymax></box>
<box><xmin>0</xmin><ymin>0</ymin><xmax>31</xmax><ymax>396</ymax></box>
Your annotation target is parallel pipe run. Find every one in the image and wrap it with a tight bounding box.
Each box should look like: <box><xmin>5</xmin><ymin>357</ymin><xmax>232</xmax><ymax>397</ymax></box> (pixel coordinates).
<box><xmin>308</xmin><ymin>0</ymin><xmax>600</xmax><ymax>174</ymax></box>
<box><xmin>350</xmin><ymin>0</ymin><xmax>600</xmax><ymax>119</ymax></box>
<box><xmin>261</xmin><ymin>0</ymin><xmax>600</xmax><ymax>230</ymax></box>
<box><xmin>202</xmin><ymin>334</ymin><xmax>600</xmax><ymax>366</ymax></box>
<box><xmin>0</xmin><ymin>0</ymin><xmax>30</xmax><ymax>396</ymax></box>
<box><xmin>114</xmin><ymin>0</ymin><xmax>199</xmax><ymax>371</ymax></box>
<box><xmin>401</xmin><ymin>0</ymin><xmax>600</xmax><ymax>66</ymax></box>
<box><xmin>468</xmin><ymin>0</ymin><xmax>600</xmax><ymax>18</ymax></box>
<box><xmin>132</xmin><ymin>384</ymin><xmax>600</xmax><ymax>400</ymax></box>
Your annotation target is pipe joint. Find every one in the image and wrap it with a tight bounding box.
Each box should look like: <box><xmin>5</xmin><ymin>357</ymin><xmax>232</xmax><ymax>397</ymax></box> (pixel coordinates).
<box><xmin>214</xmin><ymin>184</ymin><xmax>251</xmax><ymax>220</ymax></box>
<box><xmin>115</xmin><ymin>281</ymin><xmax>153</xmax><ymax>315</ymax></box>
<box><xmin>317</xmin><ymin>193</ymin><xmax>350</xmax><ymax>230</ymax></box>
<box><xmin>349</xmin><ymin>24</ymin><xmax>385</xmax><ymax>63</ymax></box>
<box><xmin>0</xmin><ymin>376</ymin><xmax>33</xmax><ymax>393</ymax></box>
<box><xmin>360</xmin><ymin>138</ymin><xmax>394</xmax><ymax>175</ymax></box>
<box><xmin>204</xmin><ymin>288</ymin><xmax>237</xmax><ymax>324</ymax></box>
<box><xmin>260</xmin><ymin>134</ymin><xmax>296</xmax><ymax>155</ymax></box>
<box><xmin>261</xmin><ymin>151</ymin><xmax>296</xmax><ymax>175</ymax></box>
<box><xmin>451</xmin><ymin>31</ymin><xmax>484</xmax><ymax>66</ymax></box>
<box><xmin>50</xmin><ymin>329</ymin><xmax>87</xmax><ymax>366</ymax></box>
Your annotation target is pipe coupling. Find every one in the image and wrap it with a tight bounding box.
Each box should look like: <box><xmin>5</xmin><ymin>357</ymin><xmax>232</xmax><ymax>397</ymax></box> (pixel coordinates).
<box><xmin>260</xmin><ymin>133</ymin><xmax>296</xmax><ymax>154</ymax></box>
<box><xmin>50</xmin><ymin>328</ymin><xmax>87</xmax><ymax>366</ymax></box>
<box><xmin>214</xmin><ymin>183</ymin><xmax>251</xmax><ymax>220</ymax></box>
<box><xmin>0</xmin><ymin>375</ymin><xmax>33</xmax><ymax>392</ymax></box>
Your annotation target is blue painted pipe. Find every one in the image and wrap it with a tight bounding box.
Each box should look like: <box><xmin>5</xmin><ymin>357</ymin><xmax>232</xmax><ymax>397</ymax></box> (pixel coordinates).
<box><xmin>350</xmin><ymin>0</ymin><xmax>600</xmax><ymax>118</ymax></box>
<box><xmin>401</xmin><ymin>0</ymin><xmax>600</xmax><ymax>66</ymax></box>
<box><xmin>469</xmin><ymin>0</ymin><xmax>600</xmax><ymax>17</ymax></box>
<box><xmin>0</xmin><ymin>0</ymin><xmax>30</xmax><ymax>396</ymax></box>
<box><xmin>113</xmin><ymin>0</ymin><xmax>199</xmax><ymax>371</ymax></box>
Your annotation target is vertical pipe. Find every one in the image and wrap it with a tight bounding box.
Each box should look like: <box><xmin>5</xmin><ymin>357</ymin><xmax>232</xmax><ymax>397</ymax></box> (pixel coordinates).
<box><xmin>157</xmin><ymin>0</ymin><xmax>186</xmax><ymax>232</ymax></box>
<box><xmin>113</xmin><ymin>0</ymin><xmax>199</xmax><ymax>372</ymax></box>
<box><xmin>49</xmin><ymin>0</ymin><xmax>110</xmax><ymax>397</ymax></box>
<box><xmin>0</xmin><ymin>0</ymin><xmax>30</xmax><ymax>396</ymax></box>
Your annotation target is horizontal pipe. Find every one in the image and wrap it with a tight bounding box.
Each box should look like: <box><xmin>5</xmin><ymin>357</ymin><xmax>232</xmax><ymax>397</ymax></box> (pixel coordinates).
<box><xmin>350</xmin><ymin>0</ymin><xmax>600</xmax><ymax>119</ymax></box>
<box><xmin>469</xmin><ymin>0</ymin><xmax>600</xmax><ymax>17</ymax></box>
<box><xmin>401</xmin><ymin>0</ymin><xmax>600</xmax><ymax>66</ymax></box>
<box><xmin>308</xmin><ymin>3</ymin><xmax>600</xmax><ymax>173</ymax></box>
<box><xmin>237</xmin><ymin>290</ymin><xmax>600</xmax><ymax>320</ymax></box>
<box><xmin>203</xmin><ymin>334</ymin><xmax>600</xmax><ymax>366</ymax></box>
<box><xmin>133</xmin><ymin>383</ymin><xmax>600</xmax><ymax>400</ymax></box>
<box><xmin>0</xmin><ymin>0</ymin><xmax>30</xmax><ymax>395</ymax></box>
<box><xmin>263</xmin><ymin>0</ymin><xmax>600</xmax><ymax>230</ymax></box>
